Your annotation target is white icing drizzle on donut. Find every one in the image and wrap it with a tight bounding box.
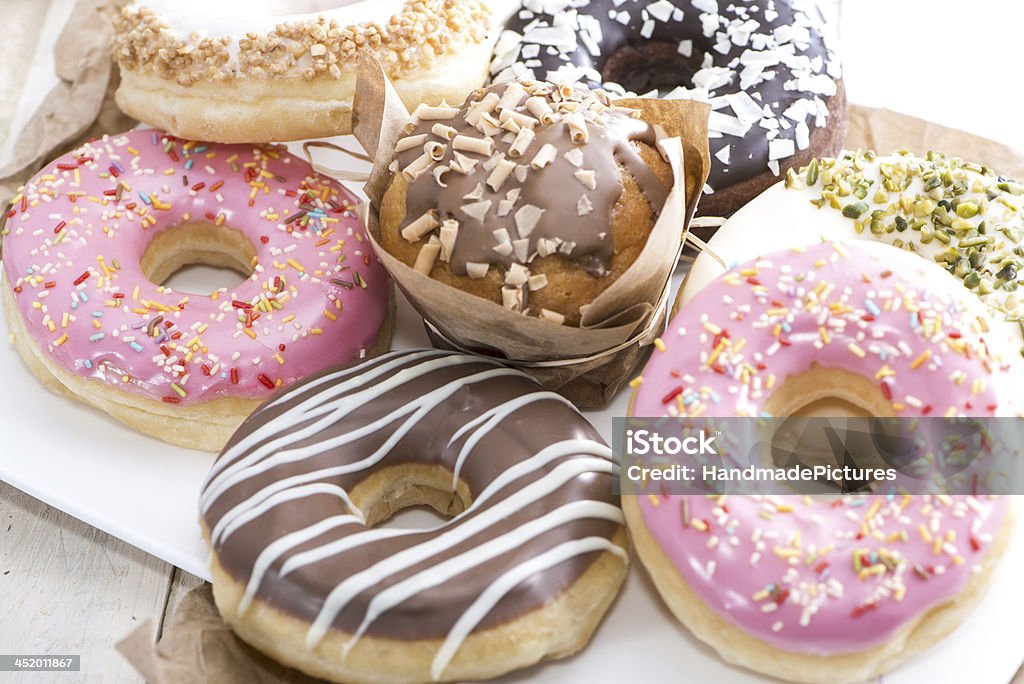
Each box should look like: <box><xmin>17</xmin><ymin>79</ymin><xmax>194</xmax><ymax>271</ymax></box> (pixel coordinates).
<box><xmin>207</xmin><ymin>365</ymin><xmax>524</xmax><ymax>545</ymax></box>
<box><xmin>448</xmin><ymin>391</ymin><xmax>577</xmax><ymax>486</ymax></box>
<box><xmin>341</xmin><ymin>502</ymin><xmax>624</xmax><ymax>658</ymax></box>
<box><xmin>432</xmin><ymin>536</ymin><xmax>628</xmax><ymax>679</ymax></box>
<box><xmin>238</xmin><ymin>514</ymin><xmax>366</xmax><ymax>614</ymax></box>
<box><xmin>216</xmin><ymin>482</ymin><xmax>366</xmax><ymax>546</ymax></box>
<box><xmin>202</xmin><ymin>350</ymin><xmax>471</xmax><ymax>504</ymax></box>
<box><xmin>307</xmin><ymin>452</ymin><xmax>617</xmax><ymax>649</ymax></box>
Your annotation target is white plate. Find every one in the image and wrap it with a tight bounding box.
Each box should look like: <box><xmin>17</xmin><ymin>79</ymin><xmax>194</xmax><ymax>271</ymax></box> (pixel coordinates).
<box><xmin>2</xmin><ymin>141</ymin><xmax>1022</xmax><ymax>683</ymax></box>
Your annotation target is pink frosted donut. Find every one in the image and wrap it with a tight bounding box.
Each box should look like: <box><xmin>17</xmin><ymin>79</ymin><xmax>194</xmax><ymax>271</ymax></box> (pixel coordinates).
<box><xmin>2</xmin><ymin>129</ymin><xmax>392</xmax><ymax>451</ymax></box>
<box><xmin>625</xmin><ymin>240</ymin><xmax>1018</xmax><ymax>683</ymax></box>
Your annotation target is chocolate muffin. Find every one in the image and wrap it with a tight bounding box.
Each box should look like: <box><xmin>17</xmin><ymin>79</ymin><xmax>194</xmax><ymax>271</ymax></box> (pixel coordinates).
<box><xmin>379</xmin><ymin>80</ymin><xmax>673</xmax><ymax>327</ymax></box>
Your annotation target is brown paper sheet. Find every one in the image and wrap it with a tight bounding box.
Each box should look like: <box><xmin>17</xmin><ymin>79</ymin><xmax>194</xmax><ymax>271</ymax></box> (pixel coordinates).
<box><xmin>0</xmin><ymin>0</ymin><xmax>135</xmax><ymax>214</ymax></box>
<box><xmin>115</xmin><ymin>106</ymin><xmax>1024</xmax><ymax>682</ymax></box>
<box><xmin>847</xmin><ymin>106</ymin><xmax>1024</xmax><ymax>179</ymax></box>
<box><xmin>115</xmin><ymin>584</ymin><xmax>323</xmax><ymax>684</ymax></box>
<box><xmin>353</xmin><ymin>56</ymin><xmax>712</xmax><ymax>407</ymax></box>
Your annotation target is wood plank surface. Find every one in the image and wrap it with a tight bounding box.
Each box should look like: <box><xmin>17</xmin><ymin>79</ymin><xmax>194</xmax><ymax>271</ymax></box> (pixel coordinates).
<box><xmin>160</xmin><ymin>568</ymin><xmax>207</xmax><ymax>638</ymax></box>
<box><xmin>0</xmin><ymin>2</ymin><xmax>49</xmax><ymax>152</ymax></box>
<box><xmin>0</xmin><ymin>480</ymin><xmax>171</xmax><ymax>682</ymax></box>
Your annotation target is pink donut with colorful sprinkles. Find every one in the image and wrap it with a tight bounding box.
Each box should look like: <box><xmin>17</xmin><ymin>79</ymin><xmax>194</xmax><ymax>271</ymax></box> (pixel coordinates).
<box><xmin>624</xmin><ymin>240</ymin><xmax>1018</xmax><ymax>683</ymax></box>
<box><xmin>2</xmin><ymin>129</ymin><xmax>392</xmax><ymax>451</ymax></box>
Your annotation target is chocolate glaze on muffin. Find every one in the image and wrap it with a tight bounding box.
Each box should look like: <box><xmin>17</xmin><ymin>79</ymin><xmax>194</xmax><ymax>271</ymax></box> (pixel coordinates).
<box><xmin>380</xmin><ymin>81</ymin><xmax>672</xmax><ymax>326</ymax></box>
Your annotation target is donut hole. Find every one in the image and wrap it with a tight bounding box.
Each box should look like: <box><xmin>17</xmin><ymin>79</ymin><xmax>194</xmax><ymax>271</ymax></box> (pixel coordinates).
<box><xmin>380</xmin><ymin>505</ymin><xmax>450</xmax><ymax>531</ymax></box>
<box><xmin>763</xmin><ymin>366</ymin><xmax>888</xmax><ymax>419</ymax></box>
<box><xmin>140</xmin><ymin>221</ymin><xmax>257</xmax><ymax>295</ymax></box>
<box><xmin>600</xmin><ymin>42</ymin><xmax>707</xmax><ymax>95</ymax></box>
<box><xmin>350</xmin><ymin>464</ymin><xmax>473</xmax><ymax>531</ymax></box>
<box><xmin>764</xmin><ymin>366</ymin><xmax>893</xmax><ymax>490</ymax></box>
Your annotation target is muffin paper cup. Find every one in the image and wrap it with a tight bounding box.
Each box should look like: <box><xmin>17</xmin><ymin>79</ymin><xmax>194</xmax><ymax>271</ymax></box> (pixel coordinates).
<box><xmin>351</xmin><ymin>56</ymin><xmax>710</xmax><ymax>407</ymax></box>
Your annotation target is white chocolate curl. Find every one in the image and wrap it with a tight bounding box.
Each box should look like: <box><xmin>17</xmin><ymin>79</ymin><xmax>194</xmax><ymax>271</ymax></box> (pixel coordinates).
<box><xmin>564</xmin><ymin>112</ymin><xmax>589</xmax><ymax>144</ymax></box>
<box><xmin>475</xmin><ymin>112</ymin><xmax>502</xmax><ymax>137</ymax></box>
<box><xmin>402</xmin><ymin>153</ymin><xmax>433</xmax><ymax>182</ymax></box>
<box><xmin>540</xmin><ymin>308</ymin><xmax>566</xmax><ymax>324</ymax></box>
<box><xmin>412</xmin><ymin>103</ymin><xmax>459</xmax><ymax>122</ymax></box>
<box><xmin>466</xmin><ymin>92</ymin><xmax>501</xmax><ymax>126</ymax></box>
<box><xmin>432</xmin><ymin>165</ymin><xmax>451</xmax><ymax>188</ymax></box>
<box><xmin>413</xmin><ymin>237</ymin><xmax>442</xmax><ymax>275</ymax></box>
<box><xmin>530</xmin><ymin>144</ymin><xmax>557</xmax><ymax>170</ymax></box>
<box><xmin>466</xmin><ymin>262</ymin><xmax>490</xmax><ymax>279</ymax></box>
<box><xmin>486</xmin><ymin>159</ymin><xmax>517</xmax><ymax>192</ymax></box>
<box><xmin>609</xmin><ymin>106</ymin><xmax>642</xmax><ymax>119</ymax></box>
<box><xmin>461</xmin><ymin>200</ymin><xmax>492</xmax><ymax>223</ymax></box>
<box><xmin>498</xmin><ymin>82</ymin><xmax>526</xmax><ymax>112</ymax></box>
<box><xmin>514</xmin><ymin>204</ymin><xmax>544</xmax><ymax>237</ymax></box>
<box><xmin>528</xmin><ymin>274</ymin><xmax>549</xmax><ymax>291</ymax></box>
<box><xmin>500</xmin><ymin>117</ymin><xmax>522</xmax><ymax>134</ymax></box>
<box><xmin>424</xmin><ymin>141</ymin><xmax>447</xmax><ymax>161</ymax></box>
<box><xmin>401</xmin><ymin>210</ymin><xmax>439</xmax><ymax>242</ymax></box>
<box><xmin>431</xmin><ymin>123</ymin><xmax>458</xmax><ymax>140</ymax></box>
<box><xmin>499</xmin><ymin>109</ymin><xmax>539</xmax><ymax>130</ymax></box>
<box><xmin>395</xmin><ymin>134</ymin><xmax>428</xmax><ymax>153</ymax></box>
<box><xmin>525</xmin><ymin>96</ymin><xmax>556</xmax><ymax>125</ymax></box>
<box><xmin>574</xmin><ymin>169</ymin><xmax>597</xmax><ymax>191</ymax></box>
<box><xmin>512</xmin><ymin>238</ymin><xmax>529</xmax><ymax>262</ymax></box>
<box><xmin>453</xmin><ymin>135</ymin><xmax>494</xmax><ymax>156</ymax></box>
<box><xmin>501</xmin><ymin>285</ymin><xmax>523</xmax><ymax>311</ymax></box>
<box><xmin>439</xmin><ymin>220</ymin><xmax>459</xmax><ymax>262</ymax></box>
<box><xmin>508</xmin><ymin>129</ymin><xmax>534</xmax><ymax>161</ymax></box>
<box><xmin>451</xmin><ymin>152</ymin><xmax>479</xmax><ymax>175</ymax></box>
<box><xmin>537</xmin><ymin>238</ymin><xmax>558</xmax><ymax>257</ymax></box>
<box><xmin>505</xmin><ymin>262</ymin><xmax>530</xmax><ymax>286</ymax></box>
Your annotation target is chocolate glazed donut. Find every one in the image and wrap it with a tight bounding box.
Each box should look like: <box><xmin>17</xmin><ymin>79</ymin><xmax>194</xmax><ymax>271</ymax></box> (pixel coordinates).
<box><xmin>199</xmin><ymin>349</ymin><xmax>629</xmax><ymax>684</ymax></box>
<box><xmin>490</xmin><ymin>0</ymin><xmax>847</xmax><ymax>220</ymax></box>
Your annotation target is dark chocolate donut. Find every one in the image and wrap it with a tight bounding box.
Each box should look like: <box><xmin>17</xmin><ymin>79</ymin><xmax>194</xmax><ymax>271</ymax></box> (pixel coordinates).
<box><xmin>489</xmin><ymin>0</ymin><xmax>847</xmax><ymax>217</ymax></box>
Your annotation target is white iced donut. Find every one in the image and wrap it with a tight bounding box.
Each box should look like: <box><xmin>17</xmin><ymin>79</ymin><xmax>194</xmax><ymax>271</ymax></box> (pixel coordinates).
<box><xmin>112</xmin><ymin>0</ymin><xmax>516</xmax><ymax>143</ymax></box>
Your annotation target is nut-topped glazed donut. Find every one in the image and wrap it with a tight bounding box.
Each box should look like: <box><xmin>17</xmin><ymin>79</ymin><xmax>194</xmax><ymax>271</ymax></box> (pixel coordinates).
<box><xmin>2</xmin><ymin>129</ymin><xmax>392</xmax><ymax>451</ymax></box>
<box><xmin>490</xmin><ymin>0</ymin><xmax>846</xmax><ymax>218</ymax></box>
<box><xmin>200</xmin><ymin>349</ymin><xmax>628</xmax><ymax>684</ymax></box>
<box><xmin>112</xmin><ymin>0</ymin><xmax>510</xmax><ymax>143</ymax></box>
<box><xmin>624</xmin><ymin>240</ymin><xmax>1019</xmax><ymax>683</ymax></box>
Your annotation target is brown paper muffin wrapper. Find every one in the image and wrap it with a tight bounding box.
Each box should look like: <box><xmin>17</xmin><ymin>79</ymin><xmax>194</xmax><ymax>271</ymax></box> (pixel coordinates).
<box><xmin>350</xmin><ymin>56</ymin><xmax>711</xmax><ymax>408</ymax></box>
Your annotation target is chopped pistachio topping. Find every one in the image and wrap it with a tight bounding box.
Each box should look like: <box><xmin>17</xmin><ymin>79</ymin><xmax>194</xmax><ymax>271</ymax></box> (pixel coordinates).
<box><xmin>792</xmin><ymin>150</ymin><xmax>1024</xmax><ymax>332</ymax></box>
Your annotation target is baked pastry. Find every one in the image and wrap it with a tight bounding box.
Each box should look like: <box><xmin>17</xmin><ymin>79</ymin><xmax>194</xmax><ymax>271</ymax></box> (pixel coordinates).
<box><xmin>489</xmin><ymin>0</ymin><xmax>847</xmax><ymax>218</ymax></box>
<box><xmin>1</xmin><ymin>129</ymin><xmax>392</xmax><ymax>451</ymax></box>
<box><xmin>201</xmin><ymin>349</ymin><xmax>629</xmax><ymax>683</ymax></box>
<box><xmin>112</xmin><ymin>0</ymin><xmax>508</xmax><ymax>142</ymax></box>
<box><xmin>379</xmin><ymin>80</ymin><xmax>672</xmax><ymax>326</ymax></box>
<box><xmin>626</xmin><ymin>240</ymin><xmax>1019</xmax><ymax>683</ymax></box>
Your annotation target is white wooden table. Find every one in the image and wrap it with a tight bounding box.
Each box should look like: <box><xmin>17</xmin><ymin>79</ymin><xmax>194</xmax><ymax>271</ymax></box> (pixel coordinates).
<box><xmin>2</xmin><ymin>1</ymin><xmax>1024</xmax><ymax>682</ymax></box>
<box><xmin>0</xmin><ymin>481</ymin><xmax>204</xmax><ymax>682</ymax></box>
